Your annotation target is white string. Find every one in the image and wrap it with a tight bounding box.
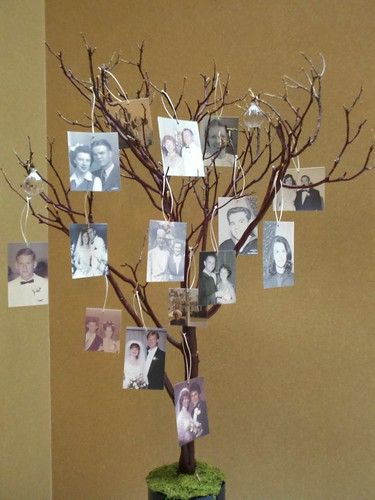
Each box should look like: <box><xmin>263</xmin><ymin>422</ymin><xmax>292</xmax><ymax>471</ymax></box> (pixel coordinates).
<box><xmin>102</xmin><ymin>275</ymin><xmax>109</xmax><ymax>312</ymax></box>
<box><xmin>186</xmin><ymin>246</ymin><xmax>197</xmax><ymax>289</ymax></box>
<box><xmin>273</xmin><ymin>170</ymin><xmax>284</xmax><ymax>224</ymax></box>
<box><xmin>161</xmin><ymin>173</ymin><xmax>174</xmax><ymax>222</ymax></box>
<box><xmin>209</xmin><ymin>205</ymin><xmax>219</xmax><ymax>253</ymax></box>
<box><xmin>100</xmin><ymin>67</ymin><xmax>129</xmax><ymax>103</ymax></box>
<box><xmin>161</xmin><ymin>90</ymin><xmax>179</xmax><ymax>123</ymax></box>
<box><xmin>213</xmin><ymin>73</ymin><xmax>224</xmax><ymax>119</ymax></box>
<box><xmin>20</xmin><ymin>197</ymin><xmax>31</xmax><ymax>246</ymax></box>
<box><xmin>291</xmin><ymin>137</ymin><xmax>301</xmax><ymax>172</ymax></box>
<box><xmin>133</xmin><ymin>289</ymin><xmax>147</xmax><ymax>329</ymax></box>
<box><xmin>84</xmin><ymin>192</ymin><xmax>90</xmax><ymax>226</ymax></box>
<box><xmin>182</xmin><ymin>332</ymin><xmax>192</xmax><ymax>383</ymax></box>
<box><xmin>91</xmin><ymin>88</ymin><xmax>96</xmax><ymax>135</ymax></box>
<box><xmin>232</xmin><ymin>155</ymin><xmax>246</xmax><ymax>198</ymax></box>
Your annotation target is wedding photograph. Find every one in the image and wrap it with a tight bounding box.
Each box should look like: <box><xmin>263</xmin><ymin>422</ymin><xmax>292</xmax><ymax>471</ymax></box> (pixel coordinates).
<box><xmin>8</xmin><ymin>242</ymin><xmax>49</xmax><ymax>308</ymax></box>
<box><xmin>158</xmin><ymin>117</ymin><xmax>205</xmax><ymax>177</ymax></box>
<box><xmin>174</xmin><ymin>376</ymin><xmax>209</xmax><ymax>446</ymax></box>
<box><xmin>273</xmin><ymin>166</ymin><xmax>325</xmax><ymax>211</ymax></box>
<box><xmin>199</xmin><ymin>115</ymin><xmax>239</xmax><ymax>167</ymax></box>
<box><xmin>67</xmin><ymin>131</ymin><xmax>121</xmax><ymax>192</ymax></box>
<box><xmin>218</xmin><ymin>196</ymin><xmax>258</xmax><ymax>255</ymax></box>
<box><xmin>69</xmin><ymin>224</ymin><xmax>108</xmax><ymax>279</ymax></box>
<box><xmin>198</xmin><ymin>251</ymin><xmax>236</xmax><ymax>306</ymax></box>
<box><xmin>115</xmin><ymin>97</ymin><xmax>153</xmax><ymax>149</ymax></box>
<box><xmin>263</xmin><ymin>221</ymin><xmax>295</xmax><ymax>289</ymax></box>
<box><xmin>84</xmin><ymin>308</ymin><xmax>122</xmax><ymax>353</ymax></box>
<box><xmin>146</xmin><ymin>220</ymin><xmax>187</xmax><ymax>282</ymax></box>
<box><xmin>123</xmin><ymin>327</ymin><xmax>167</xmax><ymax>390</ymax></box>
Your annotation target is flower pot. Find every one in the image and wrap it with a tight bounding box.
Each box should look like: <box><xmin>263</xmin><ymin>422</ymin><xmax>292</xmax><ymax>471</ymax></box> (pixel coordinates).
<box><xmin>148</xmin><ymin>481</ymin><xmax>225</xmax><ymax>499</ymax></box>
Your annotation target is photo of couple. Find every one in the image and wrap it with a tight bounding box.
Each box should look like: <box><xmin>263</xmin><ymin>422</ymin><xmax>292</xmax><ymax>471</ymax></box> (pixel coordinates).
<box><xmin>69</xmin><ymin>224</ymin><xmax>108</xmax><ymax>279</ymax></box>
<box><xmin>146</xmin><ymin>220</ymin><xmax>187</xmax><ymax>282</ymax></box>
<box><xmin>199</xmin><ymin>115</ymin><xmax>239</xmax><ymax>167</ymax></box>
<box><xmin>84</xmin><ymin>309</ymin><xmax>121</xmax><ymax>353</ymax></box>
<box><xmin>158</xmin><ymin>117</ymin><xmax>205</xmax><ymax>177</ymax></box>
<box><xmin>198</xmin><ymin>251</ymin><xmax>236</xmax><ymax>306</ymax></box>
<box><xmin>273</xmin><ymin>167</ymin><xmax>325</xmax><ymax>211</ymax></box>
<box><xmin>67</xmin><ymin>131</ymin><xmax>121</xmax><ymax>192</ymax></box>
<box><xmin>123</xmin><ymin>328</ymin><xmax>166</xmax><ymax>390</ymax></box>
<box><xmin>174</xmin><ymin>377</ymin><xmax>209</xmax><ymax>446</ymax></box>
<box><xmin>263</xmin><ymin>221</ymin><xmax>295</xmax><ymax>289</ymax></box>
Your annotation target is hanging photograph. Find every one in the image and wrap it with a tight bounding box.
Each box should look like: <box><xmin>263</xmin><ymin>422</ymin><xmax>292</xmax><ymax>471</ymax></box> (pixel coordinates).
<box><xmin>114</xmin><ymin>97</ymin><xmax>153</xmax><ymax>149</ymax></box>
<box><xmin>67</xmin><ymin>131</ymin><xmax>121</xmax><ymax>192</ymax></box>
<box><xmin>263</xmin><ymin>221</ymin><xmax>295</xmax><ymax>289</ymax></box>
<box><xmin>123</xmin><ymin>327</ymin><xmax>167</xmax><ymax>390</ymax></box>
<box><xmin>158</xmin><ymin>117</ymin><xmax>205</xmax><ymax>177</ymax></box>
<box><xmin>218</xmin><ymin>196</ymin><xmax>258</xmax><ymax>255</ymax></box>
<box><xmin>146</xmin><ymin>220</ymin><xmax>187</xmax><ymax>282</ymax></box>
<box><xmin>186</xmin><ymin>288</ymin><xmax>208</xmax><ymax>328</ymax></box>
<box><xmin>70</xmin><ymin>223</ymin><xmax>108</xmax><ymax>279</ymax></box>
<box><xmin>174</xmin><ymin>377</ymin><xmax>209</xmax><ymax>446</ymax></box>
<box><xmin>273</xmin><ymin>167</ymin><xmax>325</xmax><ymax>211</ymax></box>
<box><xmin>198</xmin><ymin>251</ymin><xmax>236</xmax><ymax>306</ymax></box>
<box><xmin>168</xmin><ymin>288</ymin><xmax>189</xmax><ymax>326</ymax></box>
<box><xmin>199</xmin><ymin>115</ymin><xmax>239</xmax><ymax>167</ymax></box>
<box><xmin>84</xmin><ymin>308</ymin><xmax>122</xmax><ymax>352</ymax></box>
<box><xmin>8</xmin><ymin>242</ymin><xmax>49</xmax><ymax>308</ymax></box>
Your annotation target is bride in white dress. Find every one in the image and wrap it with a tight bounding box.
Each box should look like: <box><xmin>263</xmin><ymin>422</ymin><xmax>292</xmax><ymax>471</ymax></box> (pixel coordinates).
<box><xmin>176</xmin><ymin>388</ymin><xmax>194</xmax><ymax>445</ymax></box>
<box><xmin>123</xmin><ymin>340</ymin><xmax>147</xmax><ymax>389</ymax></box>
<box><xmin>73</xmin><ymin>230</ymin><xmax>94</xmax><ymax>278</ymax></box>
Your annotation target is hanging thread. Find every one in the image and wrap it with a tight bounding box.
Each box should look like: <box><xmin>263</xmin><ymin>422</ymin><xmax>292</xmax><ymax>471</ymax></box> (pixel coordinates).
<box><xmin>161</xmin><ymin>173</ymin><xmax>174</xmax><ymax>222</ymax></box>
<box><xmin>102</xmin><ymin>274</ymin><xmax>109</xmax><ymax>311</ymax></box>
<box><xmin>182</xmin><ymin>332</ymin><xmax>192</xmax><ymax>383</ymax></box>
<box><xmin>186</xmin><ymin>246</ymin><xmax>197</xmax><ymax>289</ymax></box>
<box><xmin>84</xmin><ymin>192</ymin><xmax>90</xmax><ymax>226</ymax></box>
<box><xmin>161</xmin><ymin>90</ymin><xmax>179</xmax><ymax>123</ymax></box>
<box><xmin>273</xmin><ymin>169</ymin><xmax>284</xmax><ymax>224</ymax></box>
<box><xmin>100</xmin><ymin>67</ymin><xmax>130</xmax><ymax>103</ymax></box>
<box><xmin>232</xmin><ymin>155</ymin><xmax>246</xmax><ymax>198</ymax></box>
<box><xmin>213</xmin><ymin>73</ymin><xmax>224</xmax><ymax>119</ymax></box>
<box><xmin>20</xmin><ymin>196</ymin><xmax>31</xmax><ymax>246</ymax></box>
<box><xmin>291</xmin><ymin>137</ymin><xmax>301</xmax><ymax>172</ymax></box>
<box><xmin>90</xmin><ymin>87</ymin><xmax>96</xmax><ymax>135</ymax></box>
<box><xmin>133</xmin><ymin>288</ymin><xmax>147</xmax><ymax>329</ymax></box>
<box><xmin>209</xmin><ymin>205</ymin><xmax>219</xmax><ymax>253</ymax></box>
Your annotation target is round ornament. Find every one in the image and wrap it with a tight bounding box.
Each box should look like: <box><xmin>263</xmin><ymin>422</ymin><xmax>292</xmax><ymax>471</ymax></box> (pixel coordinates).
<box><xmin>22</xmin><ymin>168</ymin><xmax>44</xmax><ymax>196</ymax></box>
<box><xmin>243</xmin><ymin>102</ymin><xmax>265</xmax><ymax>129</ymax></box>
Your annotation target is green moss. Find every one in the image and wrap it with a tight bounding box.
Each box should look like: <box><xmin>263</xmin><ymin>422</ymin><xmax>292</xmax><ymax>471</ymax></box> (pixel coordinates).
<box><xmin>146</xmin><ymin>461</ymin><xmax>225</xmax><ymax>500</ymax></box>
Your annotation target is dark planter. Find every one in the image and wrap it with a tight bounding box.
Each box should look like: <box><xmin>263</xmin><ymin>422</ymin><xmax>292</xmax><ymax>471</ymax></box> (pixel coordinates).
<box><xmin>148</xmin><ymin>481</ymin><xmax>225</xmax><ymax>500</ymax></box>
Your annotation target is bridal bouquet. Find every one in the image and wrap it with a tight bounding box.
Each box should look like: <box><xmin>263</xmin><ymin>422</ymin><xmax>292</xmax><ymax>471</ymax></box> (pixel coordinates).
<box><xmin>128</xmin><ymin>376</ymin><xmax>148</xmax><ymax>390</ymax></box>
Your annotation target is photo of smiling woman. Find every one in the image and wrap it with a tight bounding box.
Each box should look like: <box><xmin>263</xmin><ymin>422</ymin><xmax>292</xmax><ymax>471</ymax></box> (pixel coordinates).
<box><xmin>68</xmin><ymin>145</ymin><xmax>102</xmax><ymax>191</ymax></box>
<box><xmin>263</xmin><ymin>221</ymin><xmax>295</xmax><ymax>289</ymax></box>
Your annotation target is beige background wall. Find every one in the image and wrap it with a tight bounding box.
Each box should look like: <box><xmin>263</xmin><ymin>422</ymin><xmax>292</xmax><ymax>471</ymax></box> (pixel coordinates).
<box><xmin>45</xmin><ymin>1</ymin><xmax>374</xmax><ymax>499</ymax></box>
<box><xmin>0</xmin><ymin>1</ymin><xmax>51</xmax><ymax>499</ymax></box>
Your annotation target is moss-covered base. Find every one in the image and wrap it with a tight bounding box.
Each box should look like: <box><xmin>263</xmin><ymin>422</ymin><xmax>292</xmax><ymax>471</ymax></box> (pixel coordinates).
<box><xmin>146</xmin><ymin>461</ymin><xmax>225</xmax><ymax>500</ymax></box>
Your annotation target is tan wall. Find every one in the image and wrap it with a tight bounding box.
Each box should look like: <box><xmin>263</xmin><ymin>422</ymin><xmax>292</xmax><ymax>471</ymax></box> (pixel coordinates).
<box><xmin>0</xmin><ymin>1</ymin><xmax>51</xmax><ymax>499</ymax></box>
<box><xmin>46</xmin><ymin>1</ymin><xmax>375</xmax><ymax>499</ymax></box>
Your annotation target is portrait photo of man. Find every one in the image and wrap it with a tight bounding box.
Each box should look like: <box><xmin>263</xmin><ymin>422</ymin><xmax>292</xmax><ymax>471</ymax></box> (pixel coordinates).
<box><xmin>8</xmin><ymin>243</ymin><xmax>49</xmax><ymax>308</ymax></box>
<box><xmin>294</xmin><ymin>169</ymin><xmax>324</xmax><ymax>211</ymax></box>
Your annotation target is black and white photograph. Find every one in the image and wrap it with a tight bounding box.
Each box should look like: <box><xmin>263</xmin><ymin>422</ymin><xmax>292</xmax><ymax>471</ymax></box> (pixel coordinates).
<box><xmin>67</xmin><ymin>131</ymin><xmax>121</xmax><ymax>192</ymax></box>
<box><xmin>199</xmin><ymin>115</ymin><xmax>239</xmax><ymax>167</ymax></box>
<box><xmin>273</xmin><ymin>167</ymin><xmax>325</xmax><ymax>211</ymax></box>
<box><xmin>186</xmin><ymin>288</ymin><xmax>208</xmax><ymax>328</ymax></box>
<box><xmin>263</xmin><ymin>221</ymin><xmax>295</xmax><ymax>289</ymax></box>
<box><xmin>69</xmin><ymin>224</ymin><xmax>108</xmax><ymax>279</ymax></box>
<box><xmin>8</xmin><ymin>242</ymin><xmax>49</xmax><ymax>308</ymax></box>
<box><xmin>84</xmin><ymin>308</ymin><xmax>122</xmax><ymax>353</ymax></box>
<box><xmin>146</xmin><ymin>220</ymin><xmax>187</xmax><ymax>282</ymax></box>
<box><xmin>168</xmin><ymin>288</ymin><xmax>208</xmax><ymax>327</ymax></box>
<box><xmin>123</xmin><ymin>327</ymin><xmax>167</xmax><ymax>390</ymax></box>
<box><xmin>158</xmin><ymin>117</ymin><xmax>205</xmax><ymax>177</ymax></box>
<box><xmin>198</xmin><ymin>251</ymin><xmax>236</xmax><ymax>306</ymax></box>
<box><xmin>218</xmin><ymin>196</ymin><xmax>258</xmax><ymax>255</ymax></box>
<box><xmin>174</xmin><ymin>377</ymin><xmax>209</xmax><ymax>447</ymax></box>
<box><xmin>115</xmin><ymin>97</ymin><xmax>153</xmax><ymax>148</ymax></box>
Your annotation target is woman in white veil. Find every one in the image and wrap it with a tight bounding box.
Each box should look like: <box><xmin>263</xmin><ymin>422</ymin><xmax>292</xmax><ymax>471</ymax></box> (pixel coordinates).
<box><xmin>123</xmin><ymin>340</ymin><xmax>147</xmax><ymax>389</ymax></box>
<box><xmin>73</xmin><ymin>229</ymin><xmax>94</xmax><ymax>278</ymax></box>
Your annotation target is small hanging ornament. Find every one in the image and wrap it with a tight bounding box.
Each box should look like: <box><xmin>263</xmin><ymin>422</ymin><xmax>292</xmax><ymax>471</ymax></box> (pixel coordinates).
<box><xmin>243</xmin><ymin>101</ymin><xmax>265</xmax><ymax>129</ymax></box>
<box><xmin>22</xmin><ymin>168</ymin><xmax>44</xmax><ymax>196</ymax></box>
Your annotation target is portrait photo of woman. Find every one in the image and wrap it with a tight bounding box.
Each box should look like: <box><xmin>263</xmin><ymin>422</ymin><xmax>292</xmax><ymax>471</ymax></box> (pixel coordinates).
<box><xmin>161</xmin><ymin>135</ymin><xmax>184</xmax><ymax>176</ymax></box>
<box><xmin>216</xmin><ymin>264</ymin><xmax>236</xmax><ymax>304</ymax></box>
<box><xmin>102</xmin><ymin>321</ymin><xmax>120</xmax><ymax>353</ymax></box>
<box><xmin>263</xmin><ymin>221</ymin><xmax>295</xmax><ymax>289</ymax></box>
<box><xmin>123</xmin><ymin>340</ymin><xmax>147</xmax><ymax>389</ymax></box>
<box><xmin>68</xmin><ymin>144</ymin><xmax>102</xmax><ymax>192</ymax></box>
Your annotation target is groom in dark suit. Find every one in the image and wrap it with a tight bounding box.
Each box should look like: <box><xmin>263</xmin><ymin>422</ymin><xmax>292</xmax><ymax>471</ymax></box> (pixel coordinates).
<box><xmin>91</xmin><ymin>139</ymin><xmax>120</xmax><ymax>191</ymax></box>
<box><xmin>294</xmin><ymin>174</ymin><xmax>323</xmax><ymax>210</ymax></box>
<box><xmin>198</xmin><ymin>253</ymin><xmax>218</xmax><ymax>306</ymax></box>
<box><xmin>190</xmin><ymin>381</ymin><xmax>209</xmax><ymax>438</ymax></box>
<box><xmin>144</xmin><ymin>330</ymin><xmax>165</xmax><ymax>390</ymax></box>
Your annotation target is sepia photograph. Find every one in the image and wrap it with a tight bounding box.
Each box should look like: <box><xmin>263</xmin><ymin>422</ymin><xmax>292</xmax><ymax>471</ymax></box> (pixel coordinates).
<box><xmin>67</xmin><ymin>131</ymin><xmax>121</xmax><ymax>192</ymax></box>
<box><xmin>158</xmin><ymin>117</ymin><xmax>205</xmax><ymax>177</ymax></box>
<box><xmin>198</xmin><ymin>251</ymin><xmax>236</xmax><ymax>306</ymax></box>
<box><xmin>263</xmin><ymin>221</ymin><xmax>295</xmax><ymax>289</ymax></box>
<box><xmin>174</xmin><ymin>377</ymin><xmax>209</xmax><ymax>447</ymax></box>
<box><xmin>218</xmin><ymin>196</ymin><xmax>258</xmax><ymax>255</ymax></box>
<box><xmin>186</xmin><ymin>288</ymin><xmax>208</xmax><ymax>328</ymax></box>
<box><xmin>146</xmin><ymin>220</ymin><xmax>187</xmax><ymax>282</ymax></box>
<box><xmin>123</xmin><ymin>327</ymin><xmax>167</xmax><ymax>390</ymax></box>
<box><xmin>168</xmin><ymin>288</ymin><xmax>189</xmax><ymax>326</ymax></box>
<box><xmin>8</xmin><ymin>242</ymin><xmax>49</xmax><ymax>308</ymax></box>
<box><xmin>114</xmin><ymin>97</ymin><xmax>153</xmax><ymax>149</ymax></box>
<box><xmin>69</xmin><ymin>224</ymin><xmax>108</xmax><ymax>279</ymax></box>
<box><xmin>273</xmin><ymin>167</ymin><xmax>325</xmax><ymax>211</ymax></box>
<box><xmin>84</xmin><ymin>308</ymin><xmax>122</xmax><ymax>352</ymax></box>
<box><xmin>199</xmin><ymin>115</ymin><xmax>239</xmax><ymax>167</ymax></box>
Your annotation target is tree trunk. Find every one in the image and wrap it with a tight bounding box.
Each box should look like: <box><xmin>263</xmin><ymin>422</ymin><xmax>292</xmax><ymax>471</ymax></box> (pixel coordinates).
<box><xmin>178</xmin><ymin>441</ymin><xmax>196</xmax><ymax>474</ymax></box>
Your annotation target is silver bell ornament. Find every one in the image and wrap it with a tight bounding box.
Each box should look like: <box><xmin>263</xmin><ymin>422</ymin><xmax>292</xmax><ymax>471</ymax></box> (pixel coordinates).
<box><xmin>22</xmin><ymin>168</ymin><xmax>44</xmax><ymax>196</ymax></box>
<box><xmin>243</xmin><ymin>102</ymin><xmax>265</xmax><ymax>129</ymax></box>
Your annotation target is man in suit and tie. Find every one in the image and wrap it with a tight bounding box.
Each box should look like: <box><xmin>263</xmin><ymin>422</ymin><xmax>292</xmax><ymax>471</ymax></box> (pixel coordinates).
<box><xmin>294</xmin><ymin>174</ymin><xmax>323</xmax><ymax>211</ymax></box>
<box><xmin>91</xmin><ymin>139</ymin><xmax>120</xmax><ymax>191</ymax></box>
<box><xmin>198</xmin><ymin>253</ymin><xmax>218</xmax><ymax>306</ymax></box>
<box><xmin>144</xmin><ymin>330</ymin><xmax>165</xmax><ymax>390</ymax></box>
<box><xmin>190</xmin><ymin>381</ymin><xmax>209</xmax><ymax>438</ymax></box>
<box><xmin>168</xmin><ymin>240</ymin><xmax>185</xmax><ymax>281</ymax></box>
